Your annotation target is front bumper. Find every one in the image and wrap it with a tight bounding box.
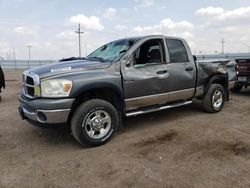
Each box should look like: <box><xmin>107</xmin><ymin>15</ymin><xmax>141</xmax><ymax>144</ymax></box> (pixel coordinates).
<box><xmin>19</xmin><ymin>94</ymin><xmax>74</xmax><ymax>125</ymax></box>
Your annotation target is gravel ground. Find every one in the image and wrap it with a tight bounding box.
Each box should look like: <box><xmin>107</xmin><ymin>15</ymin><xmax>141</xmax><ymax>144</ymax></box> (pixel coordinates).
<box><xmin>0</xmin><ymin>71</ymin><xmax>250</xmax><ymax>188</ymax></box>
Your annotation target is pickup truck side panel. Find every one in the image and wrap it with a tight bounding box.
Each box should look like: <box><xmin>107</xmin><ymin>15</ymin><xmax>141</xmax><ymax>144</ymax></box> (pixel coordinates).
<box><xmin>121</xmin><ymin>36</ymin><xmax>197</xmax><ymax>111</ymax></box>
<box><xmin>122</xmin><ymin>64</ymin><xmax>171</xmax><ymax>110</ymax></box>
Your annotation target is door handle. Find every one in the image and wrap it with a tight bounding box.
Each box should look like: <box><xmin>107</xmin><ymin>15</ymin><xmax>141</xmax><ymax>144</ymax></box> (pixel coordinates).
<box><xmin>185</xmin><ymin>67</ymin><xmax>194</xmax><ymax>71</ymax></box>
<box><xmin>156</xmin><ymin>70</ymin><xmax>168</xmax><ymax>74</ymax></box>
<box><xmin>124</xmin><ymin>78</ymin><xmax>135</xmax><ymax>83</ymax></box>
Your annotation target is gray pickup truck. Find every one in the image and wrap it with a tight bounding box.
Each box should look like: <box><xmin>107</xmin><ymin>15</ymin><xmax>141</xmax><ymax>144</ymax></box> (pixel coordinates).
<box><xmin>19</xmin><ymin>35</ymin><xmax>236</xmax><ymax>146</ymax></box>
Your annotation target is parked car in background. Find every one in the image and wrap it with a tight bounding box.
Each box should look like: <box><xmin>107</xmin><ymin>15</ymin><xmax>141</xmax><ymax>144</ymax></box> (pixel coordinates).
<box><xmin>0</xmin><ymin>64</ymin><xmax>5</xmax><ymax>101</ymax></box>
<box><xmin>19</xmin><ymin>35</ymin><xmax>235</xmax><ymax>147</ymax></box>
<box><xmin>232</xmin><ymin>58</ymin><xmax>250</xmax><ymax>92</ymax></box>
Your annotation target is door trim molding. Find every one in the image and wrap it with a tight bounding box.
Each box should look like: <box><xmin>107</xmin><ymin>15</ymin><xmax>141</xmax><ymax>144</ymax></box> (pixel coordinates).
<box><xmin>125</xmin><ymin>88</ymin><xmax>195</xmax><ymax>110</ymax></box>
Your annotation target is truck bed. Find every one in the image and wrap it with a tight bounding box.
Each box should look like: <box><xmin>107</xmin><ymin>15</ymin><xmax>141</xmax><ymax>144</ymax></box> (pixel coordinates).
<box><xmin>196</xmin><ymin>59</ymin><xmax>237</xmax><ymax>86</ymax></box>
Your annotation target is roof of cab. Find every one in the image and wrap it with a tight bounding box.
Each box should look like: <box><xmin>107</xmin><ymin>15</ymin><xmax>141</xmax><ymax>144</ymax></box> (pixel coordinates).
<box><xmin>116</xmin><ymin>35</ymin><xmax>185</xmax><ymax>42</ymax></box>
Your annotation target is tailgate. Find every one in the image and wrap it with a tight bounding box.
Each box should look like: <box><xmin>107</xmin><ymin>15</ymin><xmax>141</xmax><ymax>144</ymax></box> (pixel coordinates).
<box><xmin>235</xmin><ymin>59</ymin><xmax>250</xmax><ymax>76</ymax></box>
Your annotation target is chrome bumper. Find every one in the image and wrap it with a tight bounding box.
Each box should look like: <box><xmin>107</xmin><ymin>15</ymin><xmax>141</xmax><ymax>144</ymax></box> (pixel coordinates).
<box><xmin>19</xmin><ymin>94</ymin><xmax>74</xmax><ymax>125</ymax></box>
<box><xmin>19</xmin><ymin>106</ymin><xmax>71</xmax><ymax>124</ymax></box>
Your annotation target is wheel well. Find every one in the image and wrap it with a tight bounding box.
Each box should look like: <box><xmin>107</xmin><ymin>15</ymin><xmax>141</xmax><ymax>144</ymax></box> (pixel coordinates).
<box><xmin>68</xmin><ymin>88</ymin><xmax>124</xmax><ymax>123</ymax></box>
<box><xmin>211</xmin><ymin>79</ymin><xmax>227</xmax><ymax>89</ymax></box>
<box><xmin>204</xmin><ymin>75</ymin><xmax>229</xmax><ymax>101</ymax></box>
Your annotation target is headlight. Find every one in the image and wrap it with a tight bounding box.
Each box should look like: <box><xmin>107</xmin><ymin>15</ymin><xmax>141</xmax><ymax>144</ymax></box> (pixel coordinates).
<box><xmin>41</xmin><ymin>79</ymin><xmax>73</xmax><ymax>98</ymax></box>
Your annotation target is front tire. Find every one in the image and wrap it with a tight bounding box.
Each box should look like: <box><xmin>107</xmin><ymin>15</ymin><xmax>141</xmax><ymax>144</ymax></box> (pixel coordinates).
<box><xmin>202</xmin><ymin>84</ymin><xmax>225</xmax><ymax>113</ymax></box>
<box><xmin>71</xmin><ymin>99</ymin><xmax>119</xmax><ymax>147</ymax></box>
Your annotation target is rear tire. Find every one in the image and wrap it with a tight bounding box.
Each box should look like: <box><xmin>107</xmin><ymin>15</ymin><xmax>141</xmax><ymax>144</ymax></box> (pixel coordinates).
<box><xmin>230</xmin><ymin>84</ymin><xmax>242</xmax><ymax>93</ymax></box>
<box><xmin>202</xmin><ymin>84</ymin><xmax>225</xmax><ymax>113</ymax></box>
<box><xmin>71</xmin><ymin>99</ymin><xmax>119</xmax><ymax>147</ymax></box>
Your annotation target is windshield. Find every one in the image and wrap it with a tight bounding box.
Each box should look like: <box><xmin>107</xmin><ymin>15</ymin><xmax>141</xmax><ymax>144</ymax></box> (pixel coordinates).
<box><xmin>87</xmin><ymin>38</ymin><xmax>139</xmax><ymax>62</ymax></box>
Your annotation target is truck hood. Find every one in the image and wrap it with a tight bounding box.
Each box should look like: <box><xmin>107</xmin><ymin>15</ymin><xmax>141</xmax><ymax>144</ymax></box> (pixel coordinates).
<box><xmin>28</xmin><ymin>60</ymin><xmax>112</xmax><ymax>78</ymax></box>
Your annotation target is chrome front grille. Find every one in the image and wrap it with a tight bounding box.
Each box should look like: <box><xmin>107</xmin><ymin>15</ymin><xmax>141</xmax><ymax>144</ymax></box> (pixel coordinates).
<box><xmin>26</xmin><ymin>76</ymin><xmax>34</xmax><ymax>85</ymax></box>
<box><xmin>23</xmin><ymin>71</ymin><xmax>40</xmax><ymax>99</ymax></box>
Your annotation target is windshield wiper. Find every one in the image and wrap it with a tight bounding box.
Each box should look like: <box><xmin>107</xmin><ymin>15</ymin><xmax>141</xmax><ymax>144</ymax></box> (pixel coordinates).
<box><xmin>59</xmin><ymin>57</ymin><xmax>86</xmax><ymax>62</ymax></box>
<box><xmin>119</xmin><ymin>50</ymin><xmax>127</xmax><ymax>54</ymax></box>
<box><xmin>87</xmin><ymin>56</ymin><xmax>106</xmax><ymax>62</ymax></box>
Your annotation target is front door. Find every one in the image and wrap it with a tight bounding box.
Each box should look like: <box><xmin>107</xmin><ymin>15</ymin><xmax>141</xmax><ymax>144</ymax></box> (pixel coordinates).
<box><xmin>121</xmin><ymin>38</ymin><xmax>170</xmax><ymax>110</ymax></box>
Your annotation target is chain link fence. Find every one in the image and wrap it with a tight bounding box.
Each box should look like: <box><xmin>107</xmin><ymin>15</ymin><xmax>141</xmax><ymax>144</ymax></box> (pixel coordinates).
<box><xmin>196</xmin><ymin>53</ymin><xmax>250</xmax><ymax>61</ymax></box>
<box><xmin>0</xmin><ymin>60</ymin><xmax>55</xmax><ymax>70</ymax></box>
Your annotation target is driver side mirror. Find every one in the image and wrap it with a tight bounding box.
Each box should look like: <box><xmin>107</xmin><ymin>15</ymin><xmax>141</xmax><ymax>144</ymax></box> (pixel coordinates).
<box><xmin>193</xmin><ymin>55</ymin><xmax>197</xmax><ymax>62</ymax></box>
<box><xmin>125</xmin><ymin>55</ymin><xmax>135</xmax><ymax>67</ymax></box>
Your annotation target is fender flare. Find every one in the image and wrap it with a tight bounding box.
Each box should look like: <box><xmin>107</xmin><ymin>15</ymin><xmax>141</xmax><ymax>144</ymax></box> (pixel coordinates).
<box><xmin>71</xmin><ymin>82</ymin><xmax>125</xmax><ymax>107</ymax></box>
<box><xmin>204</xmin><ymin>74</ymin><xmax>229</xmax><ymax>101</ymax></box>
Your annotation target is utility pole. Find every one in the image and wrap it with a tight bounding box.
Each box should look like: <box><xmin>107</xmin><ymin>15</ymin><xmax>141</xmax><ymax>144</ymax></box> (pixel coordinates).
<box><xmin>27</xmin><ymin>45</ymin><xmax>32</xmax><ymax>68</ymax></box>
<box><xmin>8</xmin><ymin>50</ymin><xmax>12</xmax><ymax>60</ymax></box>
<box><xmin>75</xmin><ymin>23</ymin><xmax>84</xmax><ymax>58</ymax></box>
<box><xmin>85</xmin><ymin>41</ymin><xmax>88</xmax><ymax>56</ymax></box>
<box><xmin>12</xmin><ymin>48</ymin><xmax>16</xmax><ymax>60</ymax></box>
<box><xmin>13</xmin><ymin>48</ymin><xmax>16</xmax><ymax>70</ymax></box>
<box><xmin>221</xmin><ymin>37</ymin><xmax>226</xmax><ymax>54</ymax></box>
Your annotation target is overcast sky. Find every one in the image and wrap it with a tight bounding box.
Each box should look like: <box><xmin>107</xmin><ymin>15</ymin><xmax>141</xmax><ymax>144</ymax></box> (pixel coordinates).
<box><xmin>0</xmin><ymin>0</ymin><xmax>250</xmax><ymax>60</ymax></box>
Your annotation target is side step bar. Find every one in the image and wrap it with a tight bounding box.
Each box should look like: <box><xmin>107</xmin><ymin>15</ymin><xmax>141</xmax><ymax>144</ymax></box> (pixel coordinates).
<box><xmin>125</xmin><ymin>100</ymin><xmax>192</xmax><ymax>117</ymax></box>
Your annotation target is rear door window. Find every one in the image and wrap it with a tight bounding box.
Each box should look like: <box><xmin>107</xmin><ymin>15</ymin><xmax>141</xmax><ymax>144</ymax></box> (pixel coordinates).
<box><xmin>166</xmin><ymin>39</ymin><xmax>189</xmax><ymax>63</ymax></box>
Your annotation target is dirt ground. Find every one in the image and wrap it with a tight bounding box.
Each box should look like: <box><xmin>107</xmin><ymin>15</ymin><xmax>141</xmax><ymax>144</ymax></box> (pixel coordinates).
<box><xmin>1</xmin><ymin>71</ymin><xmax>250</xmax><ymax>188</ymax></box>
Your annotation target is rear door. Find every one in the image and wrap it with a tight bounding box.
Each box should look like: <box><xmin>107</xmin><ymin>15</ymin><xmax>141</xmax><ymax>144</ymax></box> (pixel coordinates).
<box><xmin>163</xmin><ymin>38</ymin><xmax>196</xmax><ymax>102</ymax></box>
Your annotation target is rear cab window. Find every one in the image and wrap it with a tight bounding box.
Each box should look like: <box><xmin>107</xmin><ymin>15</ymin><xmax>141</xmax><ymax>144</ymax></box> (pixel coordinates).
<box><xmin>166</xmin><ymin>39</ymin><xmax>189</xmax><ymax>63</ymax></box>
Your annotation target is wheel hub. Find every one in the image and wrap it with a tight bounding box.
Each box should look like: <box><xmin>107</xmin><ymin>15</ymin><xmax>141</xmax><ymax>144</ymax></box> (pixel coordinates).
<box><xmin>83</xmin><ymin>110</ymin><xmax>112</xmax><ymax>139</ymax></box>
<box><xmin>212</xmin><ymin>89</ymin><xmax>223</xmax><ymax>109</ymax></box>
<box><xmin>91</xmin><ymin>117</ymin><xmax>104</xmax><ymax>131</ymax></box>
